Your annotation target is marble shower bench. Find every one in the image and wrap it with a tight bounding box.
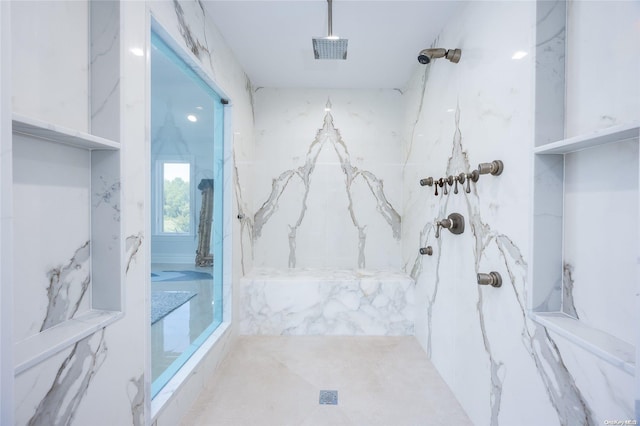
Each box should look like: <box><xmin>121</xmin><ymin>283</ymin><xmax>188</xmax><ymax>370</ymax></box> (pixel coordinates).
<box><xmin>239</xmin><ymin>268</ymin><xmax>415</xmax><ymax>336</ymax></box>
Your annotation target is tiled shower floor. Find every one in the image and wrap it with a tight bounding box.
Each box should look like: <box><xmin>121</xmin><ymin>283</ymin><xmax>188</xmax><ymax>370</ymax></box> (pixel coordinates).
<box><xmin>180</xmin><ymin>336</ymin><xmax>471</xmax><ymax>425</ymax></box>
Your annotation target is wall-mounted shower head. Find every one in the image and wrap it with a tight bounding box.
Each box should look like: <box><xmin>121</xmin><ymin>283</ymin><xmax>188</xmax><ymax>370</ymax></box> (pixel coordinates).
<box><xmin>417</xmin><ymin>48</ymin><xmax>462</xmax><ymax>64</ymax></box>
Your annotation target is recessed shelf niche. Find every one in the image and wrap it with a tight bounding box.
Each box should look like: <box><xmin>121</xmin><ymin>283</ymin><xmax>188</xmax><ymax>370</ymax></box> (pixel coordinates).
<box><xmin>12</xmin><ymin>114</ymin><xmax>122</xmax><ymax>374</ymax></box>
<box><xmin>531</xmin><ymin>122</ymin><xmax>639</xmax><ymax>375</ymax></box>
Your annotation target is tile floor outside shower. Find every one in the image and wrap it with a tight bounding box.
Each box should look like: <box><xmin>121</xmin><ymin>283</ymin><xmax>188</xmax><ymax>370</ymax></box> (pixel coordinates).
<box><xmin>151</xmin><ymin>263</ymin><xmax>217</xmax><ymax>382</ymax></box>
<box><xmin>180</xmin><ymin>336</ymin><xmax>471</xmax><ymax>425</ymax></box>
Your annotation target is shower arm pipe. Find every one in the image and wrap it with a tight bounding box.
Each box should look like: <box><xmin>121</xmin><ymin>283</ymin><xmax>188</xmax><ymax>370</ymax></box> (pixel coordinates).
<box><xmin>327</xmin><ymin>0</ymin><xmax>334</xmax><ymax>37</ymax></box>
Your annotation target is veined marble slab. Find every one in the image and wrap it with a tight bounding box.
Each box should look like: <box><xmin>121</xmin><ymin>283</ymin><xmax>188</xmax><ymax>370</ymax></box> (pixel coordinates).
<box><xmin>240</xmin><ymin>268</ymin><xmax>415</xmax><ymax>336</ymax></box>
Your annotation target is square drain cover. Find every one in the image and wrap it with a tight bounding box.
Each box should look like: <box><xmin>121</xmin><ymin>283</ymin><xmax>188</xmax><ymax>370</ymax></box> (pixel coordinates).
<box><xmin>319</xmin><ymin>390</ymin><xmax>338</xmax><ymax>405</ymax></box>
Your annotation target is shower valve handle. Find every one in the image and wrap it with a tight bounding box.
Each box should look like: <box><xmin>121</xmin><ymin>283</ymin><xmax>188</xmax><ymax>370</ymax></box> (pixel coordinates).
<box><xmin>440</xmin><ymin>178</ymin><xmax>448</xmax><ymax>195</ymax></box>
<box><xmin>465</xmin><ymin>170</ymin><xmax>479</xmax><ymax>193</ymax></box>
<box><xmin>444</xmin><ymin>176</ymin><xmax>454</xmax><ymax>196</ymax></box>
<box><xmin>454</xmin><ymin>173</ymin><xmax>465</xmax><ymax>194</ymax></box>
<box><xmin>435</xmin><ymin>212</ymin><xmax>465</xmax><ymax>238</ymax></box>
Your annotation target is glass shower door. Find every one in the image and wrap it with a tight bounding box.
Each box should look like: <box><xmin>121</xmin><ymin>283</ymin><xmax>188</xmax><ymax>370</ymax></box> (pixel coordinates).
<box><xmin>150</xmin><ymin>31</ymin><xmax>224</xmax><ymax>398</ymax></box>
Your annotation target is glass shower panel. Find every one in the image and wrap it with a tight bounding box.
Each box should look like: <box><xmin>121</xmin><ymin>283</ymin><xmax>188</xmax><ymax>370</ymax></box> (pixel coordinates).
<box><xmin>150</xmin><ymin>32</ymin><xmax>224</xmax><ymax>398</ymax></box>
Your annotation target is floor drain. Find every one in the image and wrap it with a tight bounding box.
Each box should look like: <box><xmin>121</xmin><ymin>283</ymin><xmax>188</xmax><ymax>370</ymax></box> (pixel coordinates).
<box><xmin>319</xmin><ymin>390</ymin><xmax>338</xmax><ymax>405</ymax></box>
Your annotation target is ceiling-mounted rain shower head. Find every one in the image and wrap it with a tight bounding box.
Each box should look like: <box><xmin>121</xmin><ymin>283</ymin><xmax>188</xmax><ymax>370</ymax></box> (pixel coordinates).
<box><xmin>313</xmin><ymin>37</ymin><xmax>348</xmax><ymax>60</ymax></box>
<box><xmin>417</xmin><ymin>48</ymin><xmax>462</xmax><ymax>64</ymax></box>
<box><xmin>313</xmin><ymin>0</ymin><xmax>348</xmax><ymax>60</ymax></box>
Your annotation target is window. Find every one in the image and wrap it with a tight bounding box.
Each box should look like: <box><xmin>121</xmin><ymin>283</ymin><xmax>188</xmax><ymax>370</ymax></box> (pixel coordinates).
<box><xmin>158</xmin><ymin>161</ymin><xmax>192</xmax><ymax>234</ymax></box>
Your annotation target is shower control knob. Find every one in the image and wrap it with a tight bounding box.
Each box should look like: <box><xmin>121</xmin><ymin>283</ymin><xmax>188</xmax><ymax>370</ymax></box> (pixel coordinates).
<box><xmin>420</xmin><ymin>177</ymin><xmax>434</xmax><ymax>187</ymax></box>
<box><xmin>477</xmin><ymin>272</ymin><xmax>502</xmax><ymax>288</ymax></box>
<box><xmin>435</xmin><ymin>212</ymin><xmax>465</xmax><ymax>238</ymax></box>
<box><xmin>419</xmin><ymin>246</ymin><xmax>433</xmax><ymax>256</ymax></box>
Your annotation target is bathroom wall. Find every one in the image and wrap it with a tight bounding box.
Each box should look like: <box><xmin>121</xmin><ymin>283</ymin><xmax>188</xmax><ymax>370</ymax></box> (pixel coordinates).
<box><xmin>562</xmin><ymin>0</ymin><xmax>639</xmax><ymax>346</ymax></box>
<box><xmin>10</xmin><ymin>2</ymin><xmax>148</xmax><ymax>424</ymax></box>
<box><xmin>252</xmin><ymin>89</ymin><xmax>402</xmax><ymax>270</ymax></box>
<box><xmin>7</xmin><ymin>1</ymin><xmax>255</xmax><ymax>424</ymax></box>
<box><xmin>402</xmin><ymin>1</ymin><xmax>638</xmax><ymax>425</ymax></box>
<box><xmin>0</xmin><ymin>2</ymin><xmax>13</xmax><ymax>424</ymax></box>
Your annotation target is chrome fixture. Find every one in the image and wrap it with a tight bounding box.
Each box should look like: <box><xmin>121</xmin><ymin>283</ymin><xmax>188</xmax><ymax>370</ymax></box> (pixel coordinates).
<box><xmin>435</xmin><ymin>213</ymin><xmax>465</xmax><ymax>238</ymax></box>
<box><xmin>453</xmin><ymin>173</ymin><xmax>465</xmax><ymax>194</ymax></box>
<box><xmin>417</xmin><ymin>48</ymin><xmax>461</xmax><ymax>64</ymax></box>
<box><xmin>477</xmin><ymin>272</ymin><xmax>502</xmax><ymax>288</ymax></box>
<box><xmin>420</xmin><ymin>177</ymin><xmax>434</xmax><ymax>187</ymax></box>
<box><xmin>419</xmin><ymin>246</ymin><xmax>433</xmax><ymax>256</ymax></box>
<box><xmin>465</xmin><ymin>170</ymin><xmax>479</xmax><ymax>193</ymax></box>
<box><xmin>313</xmin><ymin>0</ymin><xmax>348</xmax><ymax>60</ymax></box>
<box><xmin>478</xmin><ymin>160</ymin><xmax>504</xmax><ymax>176</ymax></box>
<box><xmin>420</xmin><ymin>160</ymin><xmax>503</xmax><ymax>195</ymax></box>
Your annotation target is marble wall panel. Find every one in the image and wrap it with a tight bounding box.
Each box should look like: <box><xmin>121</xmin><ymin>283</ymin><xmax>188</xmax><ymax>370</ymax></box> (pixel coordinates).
<box><xmin>11</xmin><ymin>2</ymin><xmax>144</xmax><ymax>425</ymax></box>
<box><xmin>14</xmin><ymin>330</ymin><xmax>107</xmax><ymax>425</ymax></box>
<box><xmin>11</xmin><ymin>1</ymin><xmax>89</xmax><ymax>131</ymax></box>
<box><xmin>565</xmin><ymin>1</ymin><xmax>640</xmax><ymax>137</ymax></box>
<box><xmin>401</xmin><ymin>1</ymin><xmax>636</xmax><ymax>425</ymax></box>
<box><xmin>12</xmin><ymin>136</ymin><xmax>91</xmax><ymax>343</ymax></box>
<box><xmin>0</xmin><ymin>3</ymin><xmax>13</xmax><ymax>422</ymax></box>
<box><xmin>253</xmin><ymin>89</ymin><xmax>402</xmax><ymax>270</ymax></box>
<box><xmin>6</xmin><ymin>0</ymin><xmax>254</xmax><ymax>423</ymax></box>
<box><xmin>564</xmin><ymin>139</ymin><xmax>638</xmax><ymax>345</ymax></box>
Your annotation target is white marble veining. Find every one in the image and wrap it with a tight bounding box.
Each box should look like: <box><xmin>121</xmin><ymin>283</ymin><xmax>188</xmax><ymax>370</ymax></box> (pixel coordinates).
<box><xmin>15</xmin><ymin>329</ymin><xmax>107</xmax><ymax>425</ymax></box>
<box><xmin>40</xmin><ymin>241</ymin><xmax>91</xmax><ymax>332</ymax></box>
<box><xmin>533</xmin><ymin>313</ymin><xmax>635</xmax><ymax>376</ymax></box>
<box><xmin>240</xmin><ymin>268</ymin><xmax>414</xmax><ymax>336</ymax></box>
<box><xmin>6</xmin><ymin>0</ymin><xmax>256</xmax><ymax>424</ymax></box>
<box><xmin>253</xmin><ymin>90</ymin><xmax>402</xmax><ymax>270</ymax></box>
<box><xmin>128</xmin><ymin>374</ymin><xmax>144</xmax><ymax>426</ymax></box>
<box><xmin>5</xmin><ymin>0</ymin><xmax>639</xmax><ymax>425</ymax></box>
<box><xmin>12</xmin><ymin>134</ymin><xmax>91</xmax><ymax>342</ymax></box>
<box><xmin>90</xmin><ymin>0</ymin><xmax>120</xmax><ymax>142</ymax></box>
<box><xmin>564</xmin><ymin>139</ymin><xmax>638</xmax><ymax>346</ymax></box>
<box><xmin>401</xmin><ymin>1</ymin><xmax>636</xmax><ymax>424</ymax></box>
<box><xmin>125</xmin><ymin>233</ymin><xmax>144</xmax><ymax>275</ymax></box>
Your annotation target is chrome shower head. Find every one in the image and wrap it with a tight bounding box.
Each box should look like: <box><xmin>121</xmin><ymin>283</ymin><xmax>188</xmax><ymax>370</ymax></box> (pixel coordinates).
<box><xmin>313</xmin><ymin>37</ymin><xmax>348</xmax><ymax>60</ymax></box>
<box><xmin>313</xmin><ymin>0</ymin><xmax>348</xmax><ymax>60</ymax></box>
<box><xmin>417</xmin><ymin>48</ymin><xmax>462</xmax><ymax>64</ymax></box>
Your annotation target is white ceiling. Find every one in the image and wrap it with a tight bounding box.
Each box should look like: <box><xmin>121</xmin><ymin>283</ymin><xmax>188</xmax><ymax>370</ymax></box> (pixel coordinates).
<box><xmin>202</xmin><ymin>1</ymin><xmax>465</xmax><ymax>89</ymax></box>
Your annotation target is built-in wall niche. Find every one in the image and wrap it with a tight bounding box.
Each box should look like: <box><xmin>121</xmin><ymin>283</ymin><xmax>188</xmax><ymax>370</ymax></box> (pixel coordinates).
<box><xmin>531</xmin><ymin>122</ymin><xmax>639</xmax><ymax>376</ymax></box>
<box><xmin>11</xmin><ymin>114</ymin><xmax>122</xmax><ymax>374</ymax></box>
